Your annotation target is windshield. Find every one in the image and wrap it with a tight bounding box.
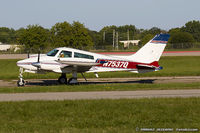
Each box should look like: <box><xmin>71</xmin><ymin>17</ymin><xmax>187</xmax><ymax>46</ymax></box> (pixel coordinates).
<box><xmin>47</xmin><ymin>49</ymin><xmax>59</xmax><ymax>56</ymax></box>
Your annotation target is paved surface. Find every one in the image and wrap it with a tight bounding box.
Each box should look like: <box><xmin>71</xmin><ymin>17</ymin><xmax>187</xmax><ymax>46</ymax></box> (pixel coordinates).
<box><xmin>0</xmin><ymin>54</ymin><xmax>27</xmax><ymax>59</ymax></box>
<box><xmin>2</xmin><ymin>76</ymin><xmax>200</xmax><ymax>87</ymax></box>
<box><xmin>0</xmin><ymin>51</ymin><xmax>200</xmax><ymax>59</ymax></box>
<box><xmin>162</xmin><ymin>51</ymin><xmax>200</xmax><ymax>56</ymax></box>
<box><xmin>0</xmin><ymin>80</ymin><xmax>15</xmax><ymax>87</ymax></box>
<box><xmin>24</xmin><ymin>76</ymin><xmax>200</xmax><ymax>86</ymax></box>
<box><xmin>0</xmin><ymin>89</ymin><xmax>200</xmax><ymax>101</ymax></box>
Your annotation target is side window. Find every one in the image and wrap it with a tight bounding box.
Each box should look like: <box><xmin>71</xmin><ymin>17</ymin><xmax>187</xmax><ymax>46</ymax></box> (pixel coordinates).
<box><xmin>60</xmin><ymin>51</ymin><xmax>72</xmax><ymax>58</ymax></box>
<box><xmin>74</xmin><ymin>52</ymin><xmax>94</xmax><ymax>60</ymax></box>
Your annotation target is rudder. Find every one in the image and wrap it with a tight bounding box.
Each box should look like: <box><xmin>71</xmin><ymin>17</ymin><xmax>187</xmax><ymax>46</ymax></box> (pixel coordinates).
<box><xmin>128</xmin><ymin>34</ymin><xmax>170</xmax><ymax>63</ymax></box>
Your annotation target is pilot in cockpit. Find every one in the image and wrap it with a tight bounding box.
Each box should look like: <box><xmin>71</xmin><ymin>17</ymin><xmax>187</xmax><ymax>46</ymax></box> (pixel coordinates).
<box><xmin>60</xmin><ymin>52</ymin><xmax>65</xmax><ymax>58</ymax></box>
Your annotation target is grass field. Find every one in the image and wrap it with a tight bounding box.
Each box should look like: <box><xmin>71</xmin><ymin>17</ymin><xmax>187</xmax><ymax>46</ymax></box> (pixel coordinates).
<box><xmin>0</xmin><ymin>98</ymin><xmax>199</xmax><ymax>133</ymax></box>
<box><xmin>1</xmin><ymin>56</ymin><xmax>200</xmax><ymax>80</ymax></box>
<box><xmin>1</xmin><ymin>82</ymin><xmax>200</xmax><ymax>93</ymax></box>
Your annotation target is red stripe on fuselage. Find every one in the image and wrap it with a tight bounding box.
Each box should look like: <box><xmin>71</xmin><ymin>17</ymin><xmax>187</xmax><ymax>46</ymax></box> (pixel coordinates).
<box><xmin>96</xmin><ymin>59</ymin><xmax>159</xmax><ymax>69</ymax></box>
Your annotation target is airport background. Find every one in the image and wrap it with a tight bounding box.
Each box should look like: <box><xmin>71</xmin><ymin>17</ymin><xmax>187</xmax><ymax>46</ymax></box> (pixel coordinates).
<box><xmin>0</xmin><ymin>20</ymin><xmax>200</xmax><ymax>53</ymax></box>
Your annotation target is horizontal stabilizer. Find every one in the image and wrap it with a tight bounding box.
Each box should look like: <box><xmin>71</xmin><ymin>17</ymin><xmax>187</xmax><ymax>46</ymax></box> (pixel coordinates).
<box><xmin>136</xmin><ymin>64</ymin><xmax>156</xmax><ymax>70</ymax></box>
<box><xmin>136</xmin><ymin>61</ymin><xmax>163</xmax><ymax>71</ymax></box>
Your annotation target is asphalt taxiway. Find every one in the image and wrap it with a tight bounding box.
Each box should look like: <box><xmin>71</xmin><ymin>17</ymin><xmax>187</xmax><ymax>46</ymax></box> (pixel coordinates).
<box><xmin>0</xmin><ymin>89</ymin><xmax>200</xmax><ymax>101</ymax></box>
<box><xmin>1</xmin><ymin>76</ymin><xmax>200</xmax><ymax>87</ymax></box>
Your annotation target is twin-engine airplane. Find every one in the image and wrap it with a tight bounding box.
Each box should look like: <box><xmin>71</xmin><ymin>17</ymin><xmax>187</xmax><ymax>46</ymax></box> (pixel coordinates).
<box><xmin>17</xmin><ymin>34</ymin><xmax>170</xmax><ymax>86</ymax></box>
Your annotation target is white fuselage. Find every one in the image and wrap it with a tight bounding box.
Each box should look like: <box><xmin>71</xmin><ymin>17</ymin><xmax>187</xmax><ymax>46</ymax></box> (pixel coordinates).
<box><xmin>17</xmin><ymin>47</ymin><xmax>138</xmax><ymax>74</ymax></box>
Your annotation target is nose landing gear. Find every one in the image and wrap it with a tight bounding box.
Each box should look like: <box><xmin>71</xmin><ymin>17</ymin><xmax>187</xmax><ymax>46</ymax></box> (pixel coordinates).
<box><xmin>17</xmin><ymin>68</ymin><xmax>25</xmax><ymax>87</ymax></box>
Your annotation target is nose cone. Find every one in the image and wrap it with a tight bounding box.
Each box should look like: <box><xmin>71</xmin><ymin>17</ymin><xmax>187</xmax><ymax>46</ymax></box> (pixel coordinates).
<box><xmin>17</xmin><ymin>58</ymin><xmax>33</xmax><ymax>68</ymax></box>
<box><xmin>17</xmin><ymin>59</ymin><xmax>26</xmax><ymax>67</ymax></box>
<box><xmin>16</xmin><ymin>57</ymin><xmax>39</xmax><ymax>71</ymax></box>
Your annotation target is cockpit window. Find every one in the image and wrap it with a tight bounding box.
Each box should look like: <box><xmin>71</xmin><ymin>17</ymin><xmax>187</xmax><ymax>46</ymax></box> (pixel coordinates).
<box><xmin>47</xmin><ymin>49</ymin><xmax>59</xmax><ymax>56</ymax></box>
<box><xmin>59</xmin><ymin>51</ymin><xmax>72</xmax><ymax>58</ymax></box>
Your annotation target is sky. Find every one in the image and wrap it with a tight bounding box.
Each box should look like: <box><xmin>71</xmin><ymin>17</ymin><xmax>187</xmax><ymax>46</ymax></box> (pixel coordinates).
<box><xmin>0</xmin><ymin>0</ymin><xmax>200</xmax><ymax>31</ymax></box>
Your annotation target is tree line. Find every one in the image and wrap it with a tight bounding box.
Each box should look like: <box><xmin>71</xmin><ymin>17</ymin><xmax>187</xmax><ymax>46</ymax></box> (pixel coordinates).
<box><xmin>0</xmin><ymin>20</ymin><xmax>200</xmax><ymax>52</ymax></box>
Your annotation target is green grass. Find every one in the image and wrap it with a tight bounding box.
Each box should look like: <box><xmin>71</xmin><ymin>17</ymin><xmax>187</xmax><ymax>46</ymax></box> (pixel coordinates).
<box><xmin>0</xmin><ymin>82</ymin><xmax>200</xmax><ymax>93</ymax></box>
<box><xmin>0</xmin><ymin>98</ymin><xmax>199</xmax><ymax>132</ymax></box>
<box><xmin>1</xmin><ymin>56</ymin><xmax>200</xmax><ymax>80</ymax></box>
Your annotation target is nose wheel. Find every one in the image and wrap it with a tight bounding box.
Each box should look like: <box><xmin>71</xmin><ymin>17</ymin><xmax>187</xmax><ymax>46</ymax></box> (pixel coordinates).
<box><xmin>17</xmin><ymin>68</ymin><xmax>25</xmax><ymax>87</ymax></box>
<box><xmin>17</xmin><ymin>79</ymin><xmax>25</xmax><ymax>87</ymax></box>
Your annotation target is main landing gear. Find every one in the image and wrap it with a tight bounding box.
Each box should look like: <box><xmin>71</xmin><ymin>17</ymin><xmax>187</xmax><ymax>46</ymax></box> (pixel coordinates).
<box><xmin>58</xmin><ymin>71</ymin><xmax>78</xmax><ymax>85</ymax></box>
<box><xmin>58</xmin><ymin>73</ymin><xmax>67</xmax><ymax>84</ymax></box>
<box><xmin>17</xmin><ymin>68</ymin><xmax>25</xmax><ymax>87</ymax></box>
<box><xmin>68</xmin><ymin>71</ymin><xmax>78</xmax><ymax>84</ymax></box>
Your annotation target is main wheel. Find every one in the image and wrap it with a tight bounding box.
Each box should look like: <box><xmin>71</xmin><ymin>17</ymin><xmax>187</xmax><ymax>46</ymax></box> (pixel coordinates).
<box><xmin>58</xmin><ymin>76</ymin><xmax>67</xmax><ymax>84</ymax></box>
<box><xmin>17</xmin><ymin>79</ymin><xmax>25</xmax><ymax>87</ymax></box>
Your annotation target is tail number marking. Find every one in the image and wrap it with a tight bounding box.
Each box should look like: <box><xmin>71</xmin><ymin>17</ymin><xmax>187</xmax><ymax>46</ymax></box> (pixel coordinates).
<box><xmin>103</xmin><ymin>61</ymin><xmax>129</xmax><ymax>68</ymax></box>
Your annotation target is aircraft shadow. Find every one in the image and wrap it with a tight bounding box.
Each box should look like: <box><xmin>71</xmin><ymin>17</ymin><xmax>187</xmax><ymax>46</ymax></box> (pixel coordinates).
<box><xmin>25</xmin><ymin>79</ymin><xmax>156</xmax><ymax>86</ymax></box>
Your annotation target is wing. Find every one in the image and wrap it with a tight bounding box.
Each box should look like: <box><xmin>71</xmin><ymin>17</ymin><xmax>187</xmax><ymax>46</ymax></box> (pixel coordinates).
<box><xmin>55</xmin><ymin>59</ymin><xmax>102</xmax><ymax>73</ymax></box>
<box><xmin>57</xmin><ymin>60</ymin><xmax>100</xmax><ymax>67</ymax></box>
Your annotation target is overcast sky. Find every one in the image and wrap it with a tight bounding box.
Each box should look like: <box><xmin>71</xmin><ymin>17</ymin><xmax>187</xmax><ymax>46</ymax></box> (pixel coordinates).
<box><xmin>0</xmin><ymin>0</ymin><xmax>200</xmax><ymax>31</ymax></box>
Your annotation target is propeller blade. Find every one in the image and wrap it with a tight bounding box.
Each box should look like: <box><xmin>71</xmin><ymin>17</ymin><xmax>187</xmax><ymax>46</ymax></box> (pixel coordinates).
<box><xmin>27</xmin><ymin>51</ymin><xmax>30</xmax><ymax>58</ymax></box>
<box><xmin>37</xmin><ymin>50</ymin><xmax>40</xmax><ymax>63</ymax></box>
<box><xmin>27</xmin><ymin>49</ymin><xmax>30</xmax><ymax>58</ymax></box>
<box><xmin>35</xmin><ymin>49</ymin><xmax>41</xmax><ymax>71</ymax></box>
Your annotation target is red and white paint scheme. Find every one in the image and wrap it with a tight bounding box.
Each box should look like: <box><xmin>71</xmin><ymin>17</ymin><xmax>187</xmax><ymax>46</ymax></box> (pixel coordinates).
<box><xmin>17</xmin><ymin>34</ymin><xmax>170</xmax><ymax>86</ymax></box>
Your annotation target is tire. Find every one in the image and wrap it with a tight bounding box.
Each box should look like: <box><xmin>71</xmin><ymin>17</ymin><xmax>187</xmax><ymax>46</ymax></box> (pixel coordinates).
<box><xmin>68</xmin><ymin>78</ymin><xmax>78</xmax><ymax>85</ymax></box>
<box><xmin>58</xmin><ymin>76</ymin><xmax>67</xmax><ymax>84</ymax></box>
<box><xmin>17</xmin><ymin>79</ymin><xmax>25</xmax><ymax>87</ymax></box>
<box><xmin>68</xmin><ymin>78</ymin><xmax>73</xmax><ymax>84</ymax></box>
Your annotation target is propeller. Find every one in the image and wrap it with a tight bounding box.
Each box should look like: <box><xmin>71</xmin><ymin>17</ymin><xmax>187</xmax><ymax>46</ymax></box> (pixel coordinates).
<box><xmin>26</xmin><ymin>48</ymin><xmax>30</xmax><ymax>58</ymax></box>
<box><xmin>37</xmin><ymin>49</ymin><xmax>40</xmax><ymax>63</ymax></box>
<box><xmin>27</xmin><ymin>50</ymin><xmax>30</xmax><ymax>58</ymax></box>
<box><xmin>32</xmin><ymin>48</ymin><xmax>41</xmax><ymax>69</ymax></box>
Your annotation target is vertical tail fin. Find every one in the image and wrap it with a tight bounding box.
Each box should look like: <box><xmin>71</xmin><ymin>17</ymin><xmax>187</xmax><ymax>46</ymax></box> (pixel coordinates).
<box><xmin>128</xmin><ymin>34</ymin><xmax>170</xmax><ymax>63</ymax></box>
